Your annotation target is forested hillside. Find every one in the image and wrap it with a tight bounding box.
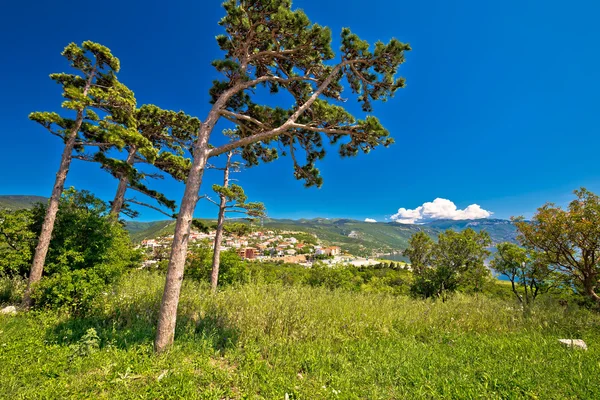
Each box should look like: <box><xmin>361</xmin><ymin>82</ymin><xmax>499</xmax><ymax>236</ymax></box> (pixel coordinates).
<box><xmin>0</xmin><ymin>195</ymin><xmax>47</xmax><ymax>210</ymax></box>
<box><xmin>125</xmin><ymin>217</ymin><xmax>518</xmax><ymax>255</ymax></box>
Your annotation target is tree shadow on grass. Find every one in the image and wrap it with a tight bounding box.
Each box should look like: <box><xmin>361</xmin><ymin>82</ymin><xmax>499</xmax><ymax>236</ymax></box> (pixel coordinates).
<box><xmin>45</xmin><ymin>308</ymin><xmax>240</xmax><ymax>353</ymax></box>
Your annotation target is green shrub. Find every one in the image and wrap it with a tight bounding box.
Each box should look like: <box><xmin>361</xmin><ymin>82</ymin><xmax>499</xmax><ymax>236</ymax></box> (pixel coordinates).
<box><xmin>0</xmin><ymin>275</ymin><xmax>26</xmax><ymax>305</ymax></box>
<box><xmin>29</xmin><ymin>189</ymin><xmax>141</xmax><ymax>312</ymax></box>
<box><xmin>185</xmin><ymin>245</ymin><xmax>249</xmax><ymax>286</ymax></box>
<box><xmin>0</xmin><ymin>208</ymin><xmax>36</xmax><ymax>277</ymax></box>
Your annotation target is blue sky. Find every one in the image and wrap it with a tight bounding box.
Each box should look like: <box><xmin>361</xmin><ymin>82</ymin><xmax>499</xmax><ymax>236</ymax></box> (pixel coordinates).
<box><xmin>1</xmin><ymin>0</ymin><xmax>599</xmax><ymax>222</ymax></box>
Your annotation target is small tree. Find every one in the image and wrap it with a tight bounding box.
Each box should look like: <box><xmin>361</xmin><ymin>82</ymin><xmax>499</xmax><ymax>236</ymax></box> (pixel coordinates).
<box><xmin>491</xmin><ymin>242</ymin><xmax>552</xmax><ymax>306</ymax></box>
<box><xmin>24</xmin><ymin>42</ymin><xmax>136</xmax><ymax>307</ymax></box>
<box><xmin>405</xmin><ymin>228</ymin><xmax>491</xmax><ymax>300</ymax></box>
<box><xmin>28</xmin><ymin>188</ymin><xmax>139</xmax><ymax>312</ymax></box>
<box><xmin>155</xmin><ymin>0</ymin><xmax>411</xmax><ymax>352</ymax></box>
<box><xmin>206</xmin><ymin>150</ymin><xmax>265</xmax><ymax>290</ymax></box>
<box><xmin>89</xmin><ymin>105</ymin><xmax>200</xmax><ymax>218</ymax></box>
<box><xmin>514</xmin><ymin>188</ymin><xmax>600</xmax><ymax>307</ymax></box>
<box><xmin>402</xmin><ymin>231</ymin><xmax>433</xmax><ymax>274</ymax></box>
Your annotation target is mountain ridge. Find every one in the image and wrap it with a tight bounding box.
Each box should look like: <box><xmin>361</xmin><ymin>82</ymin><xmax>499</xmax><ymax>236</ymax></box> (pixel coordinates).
<box><xmin>0</xmin><ymin>195</ymin><xmax>47</xmax><ymax>210</ymax></box>
<box><xmin>0</xmin><ymin>195</ymin><xmax>518</xmax><ymax>256</ymax></box>
<box><xmin>125</xmin><ymin>217</ymin><xmax>518</xmax><ymax>256</ymax></box>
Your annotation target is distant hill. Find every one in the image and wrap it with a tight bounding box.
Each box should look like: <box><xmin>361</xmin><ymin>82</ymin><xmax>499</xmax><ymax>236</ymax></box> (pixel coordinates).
<box><xmin>0</xmin><ymin>195</ymin><xmax>47</xmax><ymax>210</ymax></box>
<box><xmin>125</xmin><ymin>217</ymin><xmax>518</xmax><ymax>257</ymax></box>
<box><xmin>0</xmin><ymin>194</ymin><xmax>518</xmax><ymax>256</ymax></box>
<box><xmin>127</xmin><ymin>220</ymin><xmax>177</xmax><ymax>242</ymax></box>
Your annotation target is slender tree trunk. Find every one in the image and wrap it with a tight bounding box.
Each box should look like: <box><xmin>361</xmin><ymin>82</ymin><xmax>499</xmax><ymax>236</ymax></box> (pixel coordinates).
<box><xmin>583</xmin><ymin>273</ymin><xmax>600</xmax><ymax>306</ymax></box>
<box><xmin>210</xmin><ymin>152</ymin><xmax>233</xmax><ymax>291</ymax></box>
<box><xmin>22</xmin><ymin>66</ymin><xmax>96</xmax><ymax>309</ymax></box>
<box><xmin>110</xmin><ymin>146</ymin><xmax>137</xmax><ymax>216</ymax></box>
<box><xmin>154</xmin><ymin>131</ymin><xmax>210</xmax><ymax>353</ymax></box>
<box><xmin>22</xmin><ymin>114</ymin><xmax>84</xmax><ymax>308</ymax></box>
<box><xmin>510</xmin><ymin>276</ymin><xmax>523</xmax><ymax>304</ymax></box>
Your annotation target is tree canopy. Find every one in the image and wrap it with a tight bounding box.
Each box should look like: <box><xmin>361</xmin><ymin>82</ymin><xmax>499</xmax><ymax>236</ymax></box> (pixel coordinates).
<box><xmin>404</xmin><ymin>228</ymin><xmax>491</xmax><ymax>299</ymax></box>
<box><xmin>206</xmin><ymin>0</ymin><xmax>410</xmax><ymax>186</ymax></box>
<box><xmin>491</xmin><ymin>242</ymin><xmax>553</xmax><ymax>306</ymax></box>
<box><xmin>514</xmin><ymin>187</ymin><xmax>600</xmax><ymax>307</ymax></box>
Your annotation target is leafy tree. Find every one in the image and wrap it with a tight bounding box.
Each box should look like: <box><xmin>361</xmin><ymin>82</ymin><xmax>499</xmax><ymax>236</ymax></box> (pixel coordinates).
<box><xmin>432</xmin><ymin>229</ymin><xmax>491</xmax><ymax>296</ymax></box>
<box><xmin>185</xmin><ymin>244</ymin><xmax>248</xmax><ymax>286</ymax></box>
<box><xmin>402</xmin><ymin>231</ymin><xmax>433</xmax><ymax>274</ymax></box>
<box><xmin>28</xmin><ymin>188</ymin><xmax>140</xmax><ymax>311</ymax></box>
<box><xmin>156</xmin><ymin>0</ymin><xmax>411</xmax><ymax>352</ymax></box>
<box><xmin>514</xmin><ymin>188</ymin><xmax>600</xmax><ymax>307</ymax></box>
<box><xmin>490</xmin><ymin>242</ymin><xmax>553</xmax><ymax>306</ymax></box>
<box><xmin>0</xmin><ymin>208</ymin><xmax>36</xmax><ymax>277</ymax></box>
<box><xmin>207</xmin><ymin>150</ymin><xmax>266</xmax><ymax>290</ymax></box>
<box><xmin>25</xmin><ymin>41</ymin><xmax>136</xmax><ymax>307</ymax></box>
<box><xmin>407</xmin><ymin>229</ymin><xmax>491</xmax><ymax>300</ymax></box>
<box><xmin>4</xmin><ymin>189</ymin><xmax>139</xmax><ymax>310</ymax></box>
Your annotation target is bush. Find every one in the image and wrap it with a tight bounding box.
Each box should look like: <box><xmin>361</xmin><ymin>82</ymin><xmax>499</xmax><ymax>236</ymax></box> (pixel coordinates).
<box><xmin>29</xmin><ymin>189</ymin><xmax>141</xmax><ymax>312</ymax></box>
<box><xmin>185</xmin><ymin>245</ymin><xmax>249</xmax><ymax>286</ymax></box>
<box><xmin>0</xmin><ymin>208</ymin><xmax>36</xmax><ymax>277</ymax></box>
<box><xmin>0</xmin><ymin>275</ymin><xmax>26</xmax><ymax>305</ymax></box>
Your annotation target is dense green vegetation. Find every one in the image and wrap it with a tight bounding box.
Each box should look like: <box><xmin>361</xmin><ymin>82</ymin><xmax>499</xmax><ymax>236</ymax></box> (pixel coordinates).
<box><xmin>0</xmin><ymin>189</ymin><xmax>140</xmax><ymax>311</ymax></box>
<box><xmin>2</xmin><ymin>186</ymin><xmax>600</xmax><ymax>398</ymax></box>
<box><xmin>1</xmin><ymin>271</ymin><xmax>598</xmax><ymax>399</ymax></box>
<box><xmin>404</xmin><ymin>229</ymin><xmax>492</xmax><ymax>299</ymax></box>
<box><xmin>2</xmin><ymin>0</ymin><xmax>598</xmax><ymax>396</ymax></box>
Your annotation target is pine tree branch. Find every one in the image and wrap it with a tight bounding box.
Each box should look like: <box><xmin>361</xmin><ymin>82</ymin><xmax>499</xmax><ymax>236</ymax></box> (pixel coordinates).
<box><xmin>204</xmin><ymin>196</ymin><xmax>220</xmax><ymax>207</ymax></box>
<box><xmin>208</xmin><ymin>60</ymin><xmax>351</xmax><ymax>158</ymax></box>
<box><xmin>124</xmin><ymin>198</ymin><xmax>175</xmax><ymax>218</ymax></box>
<box><xmin>219</xmin><ymin>110</ymin><xmax>266</xmax><ymax>128</ymax></box>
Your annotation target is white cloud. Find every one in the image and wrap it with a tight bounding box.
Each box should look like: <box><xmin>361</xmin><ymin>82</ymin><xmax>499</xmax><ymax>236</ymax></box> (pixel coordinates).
<box><xmin>390</xmin><ymin>198</ymin><xmax>492</xmax><ymax>224</ymax></box>
<box><xmin>364</xmin><ymin>218</ymin><xmax>377</xmax><ymax>223</ymax></box>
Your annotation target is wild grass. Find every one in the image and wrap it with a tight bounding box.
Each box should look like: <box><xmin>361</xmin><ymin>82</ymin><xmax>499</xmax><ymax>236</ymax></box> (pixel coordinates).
<box><xmin>1</xmin><ymin>270</ymin><xmax>599</xmax><ymax>399</ymax></box>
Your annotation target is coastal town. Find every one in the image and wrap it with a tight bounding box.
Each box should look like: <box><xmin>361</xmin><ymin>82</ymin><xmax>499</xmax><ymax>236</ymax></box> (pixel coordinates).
<box><xmin>140</xmin><ymin>228</ymin><xmax>382</xmax><ymax>267</ymax></box>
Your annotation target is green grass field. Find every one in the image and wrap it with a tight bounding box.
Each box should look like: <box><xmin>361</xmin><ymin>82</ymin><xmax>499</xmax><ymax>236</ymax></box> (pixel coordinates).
<box><xmin>1</xmin><ymin>271</ymin><xmax>599</xmax><ymax>399</ymax></box>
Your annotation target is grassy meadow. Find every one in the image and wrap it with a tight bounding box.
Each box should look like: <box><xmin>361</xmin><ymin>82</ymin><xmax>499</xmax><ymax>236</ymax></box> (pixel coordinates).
<box><xmin>1</xmin><ymin>271</ymin><xmax>599</xmax><ymax>399</ymax></box>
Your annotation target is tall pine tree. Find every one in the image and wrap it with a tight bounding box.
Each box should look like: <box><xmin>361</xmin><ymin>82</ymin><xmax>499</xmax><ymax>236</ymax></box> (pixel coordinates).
<box><xmin>84</xmin><ymin>105</ymin><xmax>200</xmax><ymax>218</ymax></box>
<box><xmin>155</xmin><ymin>0</ymin><xmax>411</xmax><ymax>352</ymax></box>
<box><xmin>24</xmin><ymin>42</ymin><xmax>137</xmax><ymax>307</ymax></box>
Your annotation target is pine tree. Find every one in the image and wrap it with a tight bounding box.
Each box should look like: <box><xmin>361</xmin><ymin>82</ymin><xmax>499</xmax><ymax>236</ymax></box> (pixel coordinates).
<box><xmin>155</xmin><ymin>0</ymin><xmax>411</xmax><ymax>352</ymax></box>
<box><xmin>206</xmin><ymin>150</ymin><xmax>265</xmax><ymax>291</ymax></box>
<box><xmin>85</xmin><ymin>105</ymin><xmax>200</xmax><ymax>218</ymax></box>
<box><xmin>24</xmin><ymin>42</ymin><xmax>136</xmax><ymax>307</ymax></box>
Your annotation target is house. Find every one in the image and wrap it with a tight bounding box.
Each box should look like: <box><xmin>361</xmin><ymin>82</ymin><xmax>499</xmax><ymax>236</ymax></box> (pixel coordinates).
<box><xmin>141</xmin><ymin>239</ymin><xmax>159</xmax><ymax>248</ymax></box>
<box><xmin>316</xmin><ymin>246</ymin><xmax>341</xmax><ymax>256</ymax></box>
<box><xmin>238</xmin><ymin>247</ymin><xmax>258</xmax><ymax>260</ymax></box>
<box><xmin>285</xmin><ymin>249</ymin><xmax>297</xmax><ymax>255</ymax></box>
<box><xmin>329</xmin><ymin>246</ymin><xmax>341</xmax><ymax>256</ymax></box>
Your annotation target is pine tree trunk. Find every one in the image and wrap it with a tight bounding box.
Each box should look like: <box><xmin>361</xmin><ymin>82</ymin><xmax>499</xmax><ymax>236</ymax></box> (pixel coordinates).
<box><xmin>154</xmin><ymin>132</ymin><xmax>210</xmax><ymax>353</ymax></box>
<box><xmin>22</xmin><ymin>114</ymin><xmax>83</xmax><ymax>308</ymax></box>
<box><xmin>22</xmin><ymin>66</ymin><xmax>96</xmax><ymax>309</ymax></box>
<box><xmin>210</xmin><ymin>152</ymin><xmax>232</xmax><ymax>291</ymax></box>
<box><xmin>110</xmin><ymin>146</ymin><xmax>137</xmax><ymax>216</ymax></box>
